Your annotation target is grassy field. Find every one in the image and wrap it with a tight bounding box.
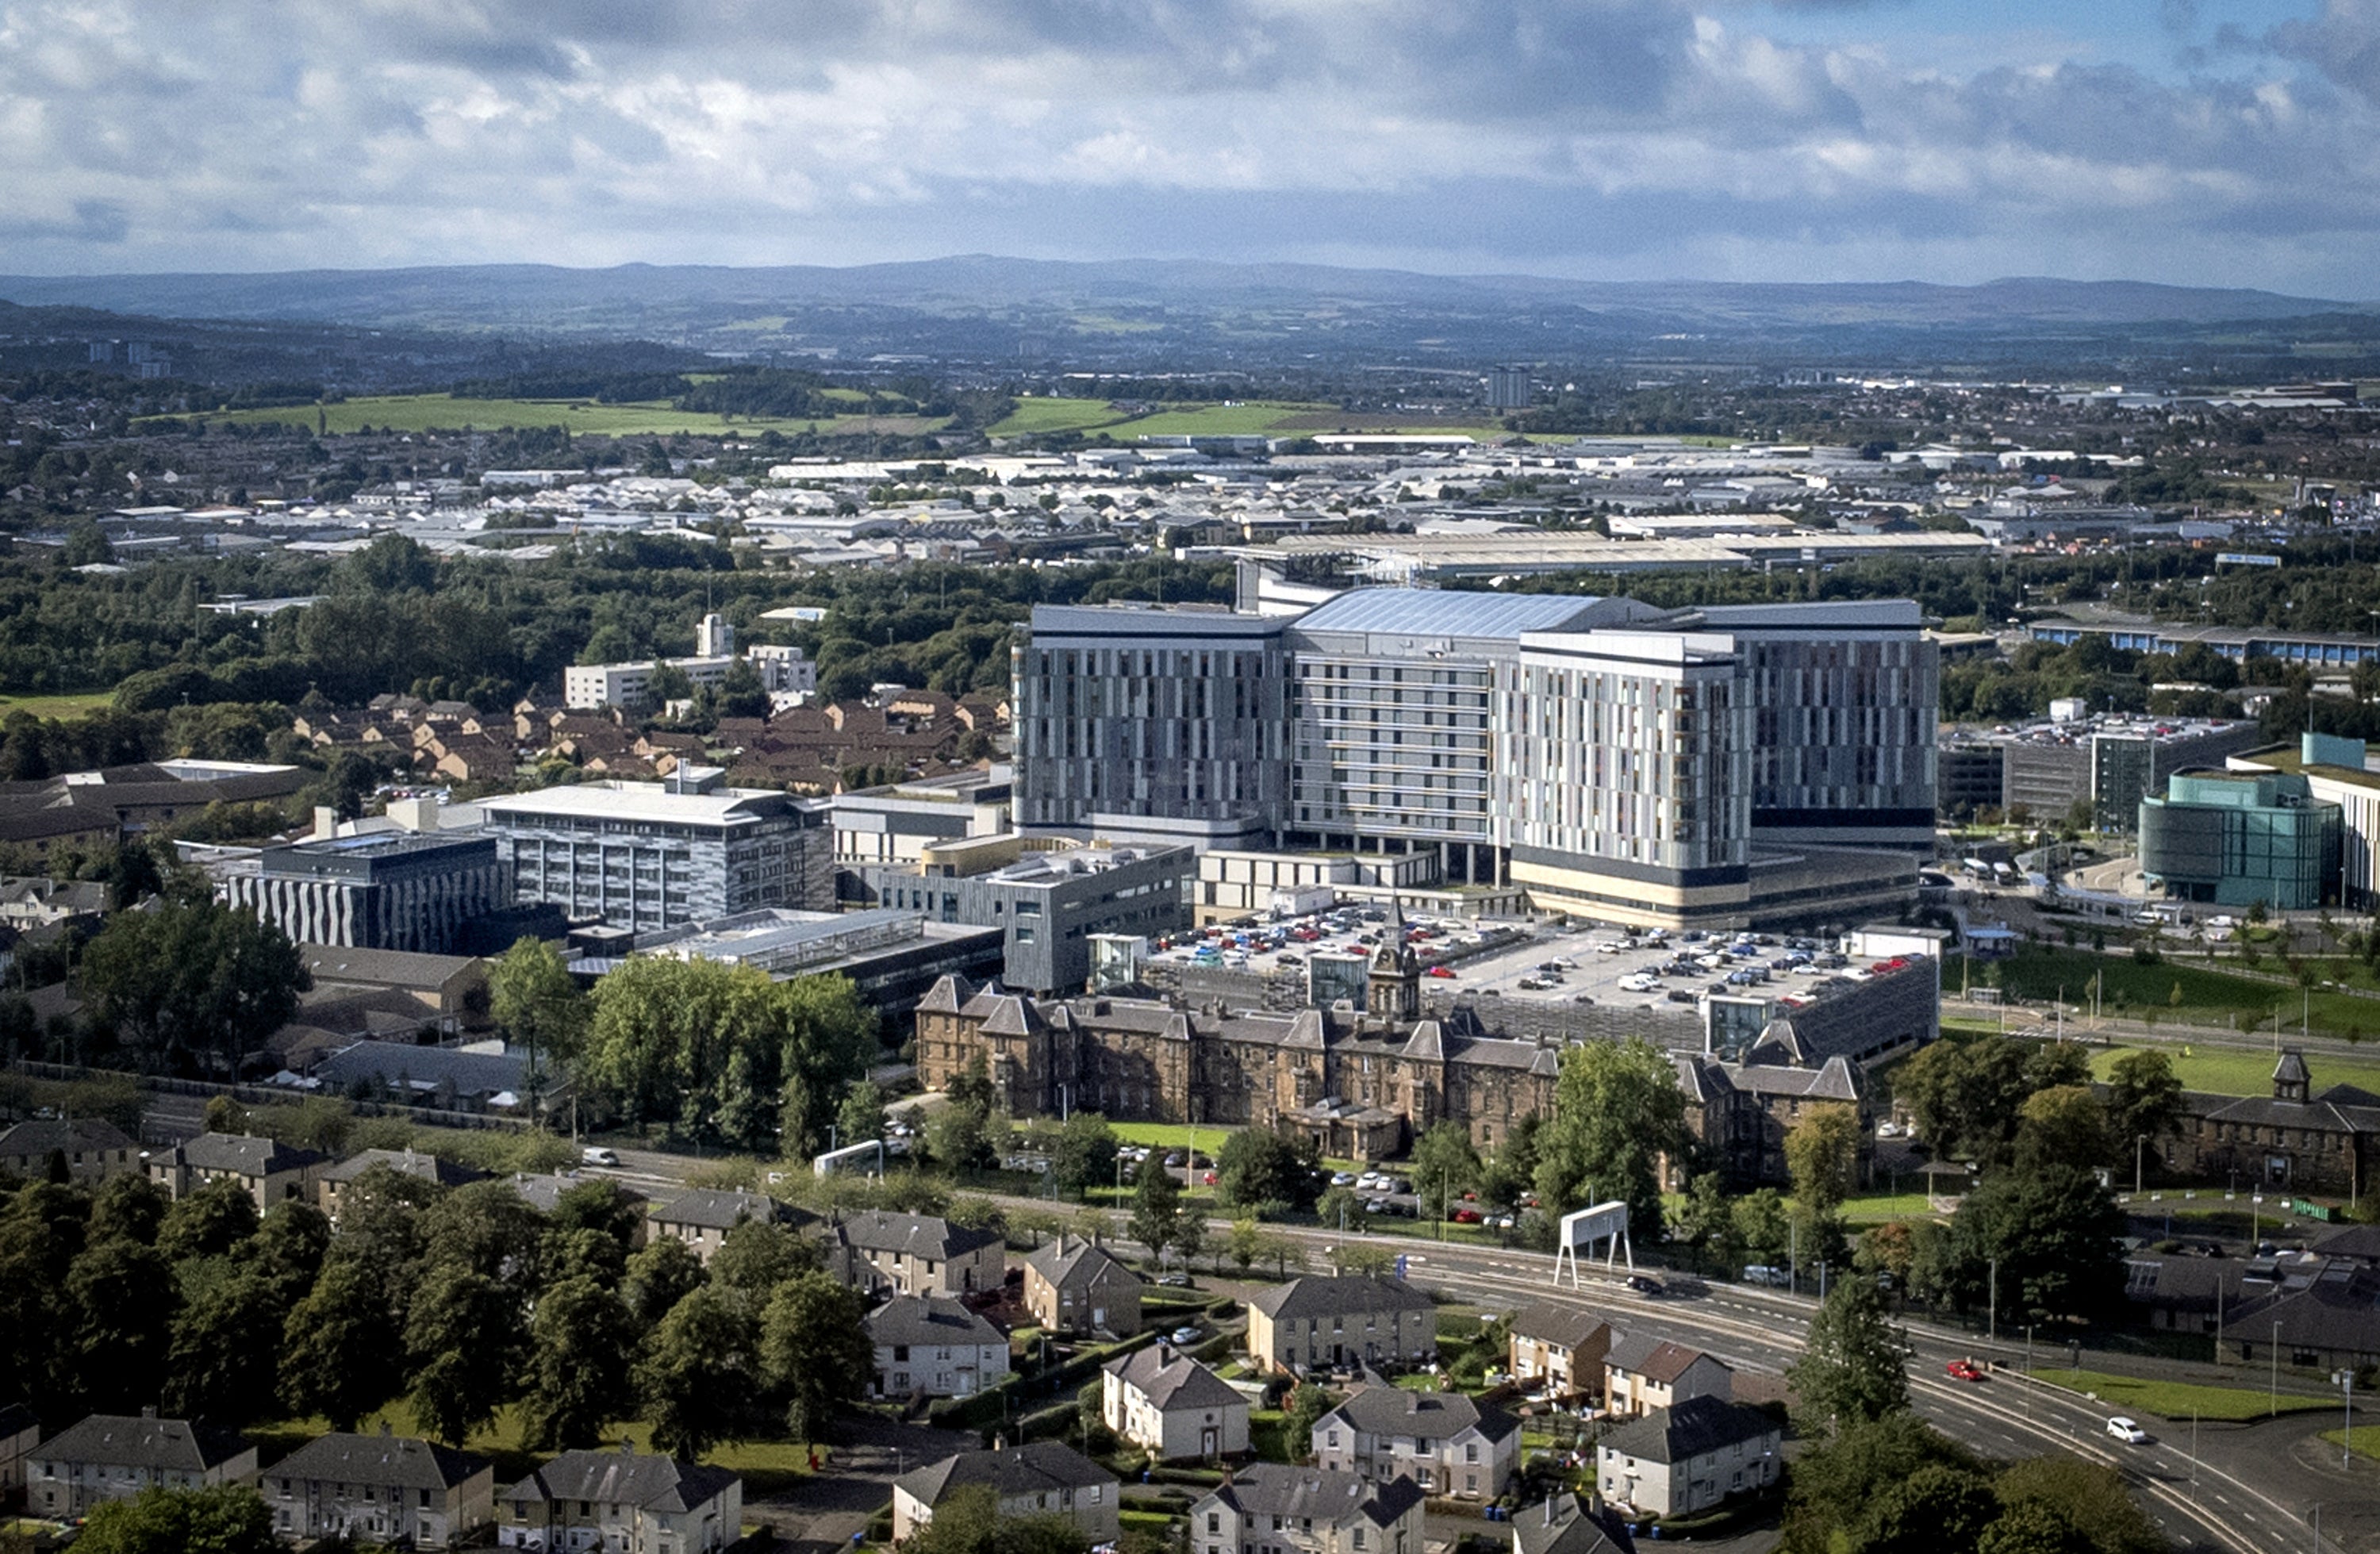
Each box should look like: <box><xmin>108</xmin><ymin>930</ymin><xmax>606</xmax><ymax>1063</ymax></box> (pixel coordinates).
<box><xmin>178</xmin><ymin>393</ymin><xmax>945</xmax><ymax>438</ymax></box>
<box><xmin>2029</xmin><ymin>1368</ymin><xmax>2339</xmax><ymax>1423</ymax></box>
<box><xmin>986</xmin><ymin>395</ymin><xmax>1525</xmax><ymax>443</ymax></box>
<box><xmin>2089</xmin><ymin>1044</ymin><xmax>2380</xmax><ymax>1098</ymax></box>
<box><xmin>0</xmin><ymin>691</ymin><xmax>117</xmax><ymax>719</ymax></box>
<box><xmin>1961</xmin><ymin>946</ymin><xmax>2380</xmax><ymax>1041</ymax></box>
<box><xmin>1840</xmin><ymin>1191</ymin><xmax>1938</xmax><ymax>1225</ymax></box>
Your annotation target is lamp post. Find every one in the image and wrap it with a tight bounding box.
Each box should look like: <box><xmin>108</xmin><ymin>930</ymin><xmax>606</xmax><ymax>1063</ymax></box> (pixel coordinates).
<box><xmin>2336</xmin><ymin>1368</ymin><xmax>2357</xmax><ymax>1470</ymax></box>
<box><xmin>2271</xmin><ymin>1318</ymin><xmax>2282</xmax><ymax>1418</ymax></box>
<box><xmin>2136</xmin><ymin>1134</ymin><xmax>2148</xmax><ymax>1198</ymax></box>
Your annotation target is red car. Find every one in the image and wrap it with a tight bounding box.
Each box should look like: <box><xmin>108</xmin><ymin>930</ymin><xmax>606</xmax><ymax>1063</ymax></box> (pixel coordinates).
<box><xmin>1426</xmin><ymin>965</ymin><xmax>1457</xmax><ymax>979</ymax></box>
<box><xmin>1944</xmin><ymin>1359</ymin><xmax>1985</xmax><ymax>1383</ymax></box>
<box><xmin>1450</xmin><ymin>1207</ymin><xmax>1484</xmax><ymax>1224</ymax></box>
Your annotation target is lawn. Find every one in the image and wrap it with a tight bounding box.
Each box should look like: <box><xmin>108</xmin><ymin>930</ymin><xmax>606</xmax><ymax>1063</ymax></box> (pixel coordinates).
<box><xmin>987</xmin><ymin>397</ymin><xmax>1135</xmax><ymax>436</ymax></box>
<box><xmin>2089</xmin><ymin>1044</ymin><xmax>2380</xmax><ymax>1099</ymax></box>
<box><xmin>0</xmin><ymin>691</ymin><xmax>117</xmax><ymax>719</ymax></box>
<box><xmin>254</xmin><ymin>1399</ymin><xmax>820</xmax><ymax>1491</ymax></box>
<box><xmin>175</xmin><ymin>393</ymin><xmax>946</xmax><ymax>439</ymax></box>
<box><xmin>1106</xmin><ymin>1121</ymin><xmax>1242</xmax><ymax>1151</ymax></box>
<box><xmin>2321</xmin><ymin>1425</ymin><xmax>2380</xmax><ymax>1463</ymax></box>
<box><xmin>1959</xmin><ymin>946</ymin><xmax>2380</xmax><ymax>1041</ymax></box>
<box><xmin>1838</xmin><ymin>1191</ymin><xmax>1938</xmax><ymax>1225</ymax></box>
<box><xmin>2029</xmin><ymin>1368</ymin><xmax>2340</xmax><ymax>1423</ymax></box>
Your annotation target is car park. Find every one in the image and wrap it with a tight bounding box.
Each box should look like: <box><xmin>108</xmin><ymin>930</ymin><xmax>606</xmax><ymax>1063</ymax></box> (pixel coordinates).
<box><xmin>2106</xmin><ymin>1417</ymin><xmax>2148</xmax><ymax>1444</ymax></box>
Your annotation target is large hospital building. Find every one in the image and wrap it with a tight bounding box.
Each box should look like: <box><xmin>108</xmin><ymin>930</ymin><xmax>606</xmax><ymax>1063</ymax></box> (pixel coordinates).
<box><xmin>1012</xmin><ymin>577</ymin><xmax>1937</xmax><ymax>930</ymax></box>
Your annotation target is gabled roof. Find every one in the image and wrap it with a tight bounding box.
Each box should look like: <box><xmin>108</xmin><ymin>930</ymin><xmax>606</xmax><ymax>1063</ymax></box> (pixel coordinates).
<box><xmin>37</xmin><ymin>1414</ymin><xmax>251</xmax><ymax>1472</ymax></box>
<box><xmin>318</xmin><ymin>1148</ymin><xmax>488</xmax><ymax>1189</ymax></box>
<box><xmin>171</xmin><ymin>1132</ymin><xmax>329</xmax><ymax>1177</ymax></box>
<box><xmin>1024</xmin><ymin>1236</ymin><xmax>1138</xmax><ymax>1291</ymax></box>
<box><xmin>1606</xmin><ymin>1335</ymin><xmax>1723</xmax><ymax>1387</ymax></box>
<box><xmin>835</xmin><ymin>1209</ymin><xmax>1004</xmax><ymax>1261</ymax></box>
<box><xmin>503</xmin><ymin>1448</ymin><xmax>739</xmax><ymax>1515</ymax></box>
<box><xmin>270</xmin><ymin>1431</ymin><xmax>487</xmax><ymax>1491</ymax></box>
<box><xmin>1598</xmin><ymin>1395</ymin><xmax>1775</xmax><ymax>1466</ymax></box>
<box><xmin>865</xmin><ymin>1295</ymin><xmax>1008</xmax><ymax>1349</ymax></box>
<box><xmin>1319</xmin><ymin>1385</ymin><xmax>1515</xmax><ymax>1445</ymax></box>
<box><xmin>653</xmin><ymin>1188</ymin><xmax>803</xmax><ymax>1233</ymax></box>
<box><xmin>1509</xmin><ymin>1303</ymin><xmax>1611</xmax><ymax>1352</ymax></box>
<box><xmin>1105</xmin><ymin>1345</ymin><xmax>1245</xmax><ymax>1413</ymax></box>
<box><xmin>1512</xmin><ymin>1493</ymin><xmax>1635</xmax><ymax>1554</ymax></box>
<box><xmin>1249</xmin><ymin>1276</ymin><xmax>1434</xmax><ymax>1321</ymax></box>
<box><xmin>895</xmin><ymin>1440</ymin><xmax>1114</xmax><ymax>1509</ymax></box>
<box><xmin>1200</xmin><ymin>1464</ymin><xmax>1423</xmax><ymax>1528</ymax></box>
<box><xmin>0</xmin><ymin>1118</ymin><xmax>136</xmax><ymax>1157</ymax></box>
<box><xmin>916</xmin><ymin>973</ymin><xmax>977</xmax><ymax>1015</ymax></box>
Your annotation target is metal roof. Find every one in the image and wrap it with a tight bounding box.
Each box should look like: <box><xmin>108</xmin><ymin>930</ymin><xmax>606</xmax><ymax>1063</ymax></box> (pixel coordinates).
<box><xmin>1292</xmin><ymin>588</ymin><xmax>1603</xmax><ymax>639</ymax></box>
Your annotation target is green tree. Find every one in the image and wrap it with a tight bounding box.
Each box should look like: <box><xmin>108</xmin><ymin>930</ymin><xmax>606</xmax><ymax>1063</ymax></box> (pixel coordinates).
<box><xmin>1129</xmin><ymin>1152</ymin><xmax>1186</xmax><ymax>1268</ymax></box>
<box><xmin>78</xmin><ymin>896</ymin><xmax>310</xmax><ymax>1076</ymax></box>
<box><xmin>2013</xmin><ymin>1086</ymin><xmax>2110</xmax><ymax>1174</ymax></box>
<box><xmin>280</xmin><ymin>1254</ymin><xmax>405</xmax><ymax>1431</ymax></box>
<box><xmin>1731</xmin><ymin>1188</ymin><xmax>1791</xmax><ymax>1268</ymax></box>
<box><xmin>1784</xmin><ymin>1103</ymin><xmax>1862</xmax><ymax>1217</ymax></box>
<box><xmin>2102</xmin><ymin>1049</ymin><xmax>2185</xmax><ymax>1166</ymax></box>
<box><xmin>1533</xmin><ymin>1037</ymin><xmax>1686</xmax><ymax>1241</ymax></box>
<box><xmin>1778</xmin><ymin>1414</ymin><xmax>1983</xmax><ymax>1554</ymax></box>
<box><xmin>1283</xmin><ymin>1383</ymin><xmax>1337</xmax><ymax>1461</ymax></box>
<box><xmin>1213</xmin><ymin>1127</ymin><xmax>1322</xmax><ymax>1214</ymax></box>
<box><xmin>1866</xmin><ymin>1463</ymin><xmax>2000</xmax><ymax>1554</ymax></box>
<box><xmin>907</xmin><ymin>1483</ymin><xmax>1091</xmax><ymax>1554</ymax></box>
<box><xmin>1975</xmin><ymin>1502</ymin><xmax>2094</xmax><ymax>1554</ymax></box>
<box><xmin>1894</xmin><ymin>1035</ymin><xmax>2044</xmax><ymax>1167</ymax></box>
<box><xmin>1408</xmin><ymin>1121</ymin><xmax>1484</xmax><ymax>1206</ymax></box>
<box><xmin>68</xmin><ymin>1237</ymin><xmax>181</xmax><ymax>1413</ymax></box>
<box><xmin>406</xmin><ymin>1262</ymin><xmax>524</xmax><ymax>1446</ymax></box>
<box><xmin>157</xmin><ymin>1179</ymin><xmax>261</xmax><ymax>1264</ymax></box>
<box><xmin>74</xmin><ymin>1484</ymin><xmax>278</xmax><ymax>1554</ymax></box>
<box><xmin>1230</xmin><ymin>1216</ymin><xmax>1262</xmax><ymax>1273</ymax></box>
<box><xmin>87</xmin><ymin>1172</ymin><xmax>171</xmax><ymax>1247</ymax></box>
<box><xmin>488</xmin><ymin>936</ymin><xmax>588</xmax><ymax>1118</ymax></box>
<box><xmin>1927</xmin><ymin>1165</ymin><xmax>2127</xmax><ymax>1322</ymax></box>
<box><xmin>624</xmin><ymin>1236</ymin><xmax>710</xmax><ymax>1329</ymax></box>
<box><xmin>710</xmin><ymin>1218</ymin><xmax>823</xmax><ymax>1307</ymax></box>
<box><xmin>926</xmin><ymin>1095</ymin><xmax>1000</xmax><ymax>1178</ymax></box>
<box><xmin>1992</xmin><ymin>1456</ymin><xmax>2167</xmax><ymax>1554</ymax></box>
<box><xmin>1788</xmin><ymin>1276</ymin><xmax>1910</xmax><ymax>1435</ymax></box>
<box><xmin>420</xmin><ymin>1178</ymin><xmax>549</xmax><ymax>1294</ymax></box>
<box><xmin>1674</xmin><ymin>1171</ymin><xmax>1735</xmax><ymax>1275</ymax></box>
<box><xmin>837</xmin><ymin>1080</ymin><xmax>890</xmax><ymax>1151</ymax></box>
<box><xmin>163</xmin><ymin>1261</ymin><xmax>289</xmax><ymax>1425</ymax></box>
<box><xmin>1049</xmin><ymin>1111</ymin><xmax>1119</xmax><ymax>1200</ymax></box>
<box><xmin>520</xmin><ymin>1276</ymin><xmax>639</xmax><ymax>1451</ymax></box>
<box><xmin>637</xmin><ymin>1285</ymin><xmax>758</xmax><ymax>1460</ymax></box>
<box><xmin>758</xmin><ymin>1270</ymin><xmax>875</xmax><ymax>1439</ymax></box>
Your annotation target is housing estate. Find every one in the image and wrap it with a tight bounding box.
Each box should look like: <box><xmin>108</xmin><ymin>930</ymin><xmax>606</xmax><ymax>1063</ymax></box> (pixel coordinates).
<box><xmin>1507</xmin><ymin>1305</ymin><xmax>1613</xmax><ymax>1399</ymax></box>
<box><xmin>648</xmin><ymin>1188</ymin><xmax>806</xmax><ymax>1265</ymax></box>
<box><xmin>892</xmin><ymin>1441</ymin><xmax>1119</xmax><ymax>1545</ymax></box>
<box><xmin>1603</xmin><ymin>1337</ymin><xmax>1733</xmax><ymax>1420</ymax></box>
<box><xmin>497</xmin><ymin>1446</ymin><xmax>741</xmax><ymax>1554</ymax></box>
<box><xmin>0</xmin><ymin>1117</ymin><xmax>138</xmax><ymax>1185</ymax></box>
<box><xmin>1311</xmin><ymin>1386</ymin><xmax>1518</xmax><ymax>1501</ymax></box>
<box><xmin>27</xmin><ymin>1413</ymin><xmax>258</xmax><ymax>1518</ymax></box>
<box><xmin>831</xmin><ymin>1210</ymin><xmax>1008</xmax><ymax>1299</ymax></box>
<box><xmin>1244</xmin><ymin>1276</ymin><xmax>1437</xmax><ymax>1376</ymax></box>
<box><xmin>1187</xmin><ymin>1464</ymin><xmax>1426</xmax><ymax>1554</ymax></box>
<box><xmin>263</xmin><ymin>1431</ymin><xmax>493</xmax><ymax>1547</ymax></box>
<box><xmin>145</xmin><ymin>1132</ymin><xmax>328</xmax><ymax>1211</ymax></box>
<box><xmin>1102</xmin><ymin>1343</ymin><xmax>1251</xmax><ymax>1462</ymax></box>
<box><xmin>1595</xmin><ymin>1397</ymin><xmax>1781</xmax><ymax>1518</ymax></box>
<box><xmin>866</xmin><ymin>1295</ymin><xmax>1012</xmax><ymax>1399</ymax></box>
<box><xmin>1023</xmin><ymin>1234</ymin><xmax>1144</xmax><ymax>1337</ymax></box>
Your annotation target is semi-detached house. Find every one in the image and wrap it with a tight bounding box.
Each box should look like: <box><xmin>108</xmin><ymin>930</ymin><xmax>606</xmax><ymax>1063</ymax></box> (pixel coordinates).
<box><xmin>1311</xmin><ymin>1386</ymin><xmax>1518</xmax><ymax>1501</ymax></box>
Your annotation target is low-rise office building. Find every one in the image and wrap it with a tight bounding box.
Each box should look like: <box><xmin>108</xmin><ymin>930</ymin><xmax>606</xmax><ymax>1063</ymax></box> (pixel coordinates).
<box><xmin>217</xmin><ymin>831</ymin><xmax>512</xmax><ymax>956</ymax></box>
<box><xmin>2140</xmin><ymin>769</ymin><xmax>2341</xmax><ymax>910</ymax></box>
<box><xmin>264</xmin><ymin>1431</ymin><xmax>493</xmax><ymax>1547</ymax></box>
<box><xmin>843</xmin><ymin>835</ymin><xmax>1192</xmax><ymax>995</ymax></box>
<box><xmin>479</xmin><ymin>773</ymin><xmax>834</xmax><ymax>932</ymax></box>
<box><xmin>589</xmin><ymin>907</ymin><xmax>1004</xmax><ymax>1026</ymax></box>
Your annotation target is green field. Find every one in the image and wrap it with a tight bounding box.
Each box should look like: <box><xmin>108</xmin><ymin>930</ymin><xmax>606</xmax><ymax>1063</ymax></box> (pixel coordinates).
<box><xmin>174</xmin><ymin>393</ymin><xmax>946</xmax><ymax>438</ymax></box>
<box><xmin>986</xmin><ymin>394</ymin><xmax>1524</xmax><ymax>443</ymax></box>
<box><xmin>1961</xmin><ymin>946</ymin><xmax>2380</xmax><ymax>1041</ymax></box>
<box><xmin>988</xmin><ymin>396</ymin><xmax>1136</xmax><ymax>436</ymax></box>
<box><xmin>0</xmin><ymin>691</ymin><xmax>117</xmax><ymax>719</ymax></box>
<box><xmin>2030</xmin><ymin>1368</ymin><xmax>2338</xmax><ymax>1423</ymax></box>
<box><xmin>2090</xmin><ymin>1043</ymin><xmax>2380</xmax><ymax>1098</ymax></box>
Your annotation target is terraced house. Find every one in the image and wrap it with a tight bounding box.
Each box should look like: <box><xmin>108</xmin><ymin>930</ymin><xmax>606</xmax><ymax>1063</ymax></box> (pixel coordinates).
<box><xmin>1245</xmin><ymin>1276</ymin><xmax>1437</xmax><ymax>1376</ymax></box>
<box><xmin>264</xmin><ymin>1431</ymin><xmax>493</xmax><ymax>1547</ymax></box>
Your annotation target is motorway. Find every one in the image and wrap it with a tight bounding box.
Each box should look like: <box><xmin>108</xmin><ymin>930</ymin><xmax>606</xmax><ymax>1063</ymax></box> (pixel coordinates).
<box><xmin>564</xmin><ymin>1140</ymin><xmax>2356</xmax><ymax>1554</ymax></box>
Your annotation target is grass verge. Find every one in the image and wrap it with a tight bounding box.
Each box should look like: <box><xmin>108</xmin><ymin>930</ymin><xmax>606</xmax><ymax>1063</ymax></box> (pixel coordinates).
<box><xmin>2029</xmin><ymin>1368</ymin><xmax>2340</xmax><ymax>1423</ymax></box>
<box><xmin>2320</xmin><ymin>1425</ymin><xmax>2380</xmax><ymax>1462</ymax></box>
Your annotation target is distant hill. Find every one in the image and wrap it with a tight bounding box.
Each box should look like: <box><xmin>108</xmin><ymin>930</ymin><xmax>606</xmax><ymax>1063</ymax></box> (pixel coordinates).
<box><xmin>0</xmin><ymin>258</ymin><xmax>2355</xmax><ymax>332</ymax></box>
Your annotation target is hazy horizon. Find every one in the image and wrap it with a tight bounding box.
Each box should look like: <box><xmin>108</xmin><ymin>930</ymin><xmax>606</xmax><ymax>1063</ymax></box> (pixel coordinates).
<box><xmin>5</xmin><ymin>1</ymin><xmax>2374</xmax><ymax>297</ymax></box>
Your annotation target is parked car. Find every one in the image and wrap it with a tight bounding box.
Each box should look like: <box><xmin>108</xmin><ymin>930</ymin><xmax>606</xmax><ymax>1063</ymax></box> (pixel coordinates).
<box><xmin>581</xmin><ymin>1147</ymin><xmax>620</xmax><ymax>1167</ymax></box>
<box><xmin>1451</xmin><ymin>1207</ymin><xmax>1484</xmax><ymax>1225</ymax></box>
<box><xmin>1171</xmin><ymin>1326</ymin><xmax>1203</xmax><ymax>1345</ymax></box>
<box><xmin>1331</xmin><ymin>1171</ymin><xmax>1359</xmax><ymax>1187</ymax></box>
<box><xmin>1156</xmin><ymin>1272</ymin><xmax>1192</xmax><ymax>1287</ymax></box>
<box><xmin>2106</xmin><ymin>1417</ymin><xmax>2149</xmax><ymax>1445</ymax></box>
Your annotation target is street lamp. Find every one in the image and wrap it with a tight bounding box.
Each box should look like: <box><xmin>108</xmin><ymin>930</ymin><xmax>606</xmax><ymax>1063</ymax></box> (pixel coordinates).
<box><xmin>2335</xmin><ymin>1368</ymin><xmax>2358</xmax><ymax>1470</ymax></box>
<box><xmin>2271</xmin><ymin>1318</ymin><xmax>2282</xmax><ymax>1418</ymax></box>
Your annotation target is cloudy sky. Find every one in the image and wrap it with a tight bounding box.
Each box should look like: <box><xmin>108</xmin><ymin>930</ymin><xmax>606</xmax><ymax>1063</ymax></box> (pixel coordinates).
<box><xmin>2</xmin><ymin>0</ymin><xmax>2374</xmax><ymax>296</ymax></box>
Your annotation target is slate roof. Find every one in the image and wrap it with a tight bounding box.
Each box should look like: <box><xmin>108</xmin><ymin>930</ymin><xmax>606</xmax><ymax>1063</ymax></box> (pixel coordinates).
<box><xmin>171</xmin><ymin>1132</ymin><xmax>328</xmax><ymax>1177</ymax></box>
<box><xmin>317</xmin><ymin>1148</ymin><xmax>488</xmax><ymax>1190</ymax></box>
<box><xmin>653</xmin><ymin>1188</ymin><xmax>804</xmax><ymax>1233</ymax></box>
<box><xmin>1599</xmin><ymin>1396</ymin><xmax>1775</xmax><ymax>1467</ymax></box>
<box><xmin>895</xmin><ymin>1440</ymin><xmax>1114</xmax><ymax>1508</ymax></box>
<box><xmin>1200</xmin><ymin>1464</ymin><xmax>1424</xmax><ymax>1527</ymax></box>
<box><xmin>1024</xmin><ymin>1236</ymin><xmax>1138</xmax><ymax>1292</ymax></box>
<box><xmin>835</xmin><ymin>1209</ymin><xmax>1004</xmax><ymax>1262</ymax></box>
<box><xmin>2223</xmin><ymin>1259</ymin><xmax>2380</xmax><ymax>1355</ymax></box>
<box><xmin>1509</xmin><ymin>1303</ymin><xmax>1611</xmax><ymax>1353</ymax></box>
<box><xmin>1248</xmin><ymin>1276</ymin><xmax>1434</xmax><ymax>1322</ymax></box>
<box><xmin>1606</xmin><ymin>1336</ymin><xmax>1722</xmax><ymax>1387</ymax></box>
<box><xmin>1320</xmin><ymin>1385</ymin><xmax>1515</xmax><ymax>1445</ymax></box>
<box><xmin>0</xmin><ymin>1118</ymin><xmax>136</xmax><ymax>1158</ymax></box>
<box><xmin>1511</xmin><ymin>1493</ymin><xmax>1636</xmax><ymax>1554</ymax></box>
<box><xmin>270</xmin><ymin>1431</ymin><xmax>487</xmax><ymax>1491</ymax></box>
<box><xmin>1105</xmin><ymin>1346</ymin><xmax>1245</xmax><ymax>1413</ymax></box>
<box><xmin>311</xmin><ymin>1040</ymin><xmax>528</xmax><ymax>1099</ymax></box>
<box><xmin>38</xmin><ymin>1414</ymin><xmax>251</xmax><ymax>1472</ymax></box>
<box><xmin>502</xmin><ymin>1447</ymin><xmax>739</xmax><ymax>1515</ymax></box>
<box><xmin>866</xmin><ymin>1295</ymin><xmax>1008</xmax><ymax>1350</ymax></box>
